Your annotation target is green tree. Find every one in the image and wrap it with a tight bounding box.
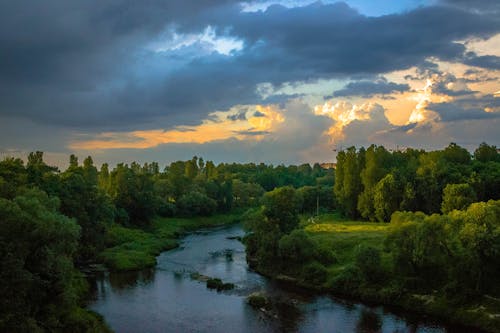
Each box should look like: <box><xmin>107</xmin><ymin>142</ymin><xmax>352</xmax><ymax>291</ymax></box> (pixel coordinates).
<box><xmin>262</xmin><ymin>186</ymin><xmax>302</xmax><ymax>233</ymax></box>
<box><xmin>441</xmin><ymin>183</ymin><xmax>476</xmax><ymax>214</ymax></box>
<box><xmin>0</xmin><ymin>189</ymin><xmax>81</xmax><ymax>331</ymax></box>
<box><xmin>373</xmin><ymin>173</ymin><xmax>403</xmax><ymax>222</ymax></box>
<box><xmin>474</xmin><ymin>142</ymin><xmax>499</xmax><ymax>162</ymax></box>
<box><xmin>358</xmin><ymin>145</ymin><xmax>392</xmax><ymax>220</ymax></box>
<box><xmin>177</xmin><ymin>191</ymin><xmax>217</xmax><ymax>216</ymax></box>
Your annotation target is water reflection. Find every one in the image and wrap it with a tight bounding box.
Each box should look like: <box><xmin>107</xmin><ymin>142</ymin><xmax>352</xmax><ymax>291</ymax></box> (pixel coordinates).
<box><xmin>88</xmin><ymin>225</ymin><xmax>481</xmax><ymax>333</ymax></box>
<box><xmin>108</xmin><ymin>269</ymin><xmax>155</xmax><ymax>290</ymax></box>
<box><xmin>356</xmin><ymin>309</ymin><xmax>382</xmax><ymax>333</ymax></box>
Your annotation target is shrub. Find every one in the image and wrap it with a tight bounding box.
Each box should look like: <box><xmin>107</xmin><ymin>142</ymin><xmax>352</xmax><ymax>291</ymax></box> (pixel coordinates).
<box><xmin>301</xmin><ymin>261</ymin><xmax>328</xmax><ymax>285</ymax></box>
<box><xmin>355</xmin><ymin>245</ymin><xmax>383</xmax><ymax>284</ymax></box>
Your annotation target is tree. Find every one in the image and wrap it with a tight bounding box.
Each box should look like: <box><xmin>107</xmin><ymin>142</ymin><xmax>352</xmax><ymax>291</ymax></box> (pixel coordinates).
<box><xmin>335</xmin><ymin>147</ymin><xmax>363</xmax><ymax>218</ymax></box>
<box><xmin>177</xmin><ymin>191</ymin><xmax>217</xmax><ymax>216</ymax></box>
<box><xmin>232</xmin><ymin>180</ymin><xmax>264</xmax><ymax>208</ymax></box>
<box><xmin>109</xmin><ymin>164</ymin><xmax>157</xmax><ymax>226</ymax></box>
<box><xmin>0</xmin><ymin>189</ymin><xmax>81</xmax><ymax>331</ymax></box>
<box><xmin>59</xmin><ymin>156</ymin><xmax>114</xmax><ymax>260</ymax></box>
<box><xmin>443</xmin><ymin>142</ymin><xmax>471</xmax><ymax>164</ymax></box>
<box><xmin>358</xmin><ymin>145</ymin><xmax>392</xmax><ymax>221</ymax></box>
<box><xmin>453</xmin><ymin>200</ymin><xmax>500</xmax><ymax>292</ymax></box>
<box><xmin>262</xmin><ymin>186</ymin><xmax>302</xmax><ymax>233</ymax></box>
<box><xmin>441</xmin><ymin>183</ymin><xmax>476</xmax><ymax>214</ymax></box>
<box><xmin>278</xmin><ymin>230</ymin><xmax>316</xmax><ymax>267</ymax></box>
<box><xmin>373</xmin><ymin>173</ymin><xmax>402</xmax><ymax>222</ymax></box>
<box><xmin>474</xmin><ymin>143</ymin><xmax>499</xmax><ymax>162</ymax></box>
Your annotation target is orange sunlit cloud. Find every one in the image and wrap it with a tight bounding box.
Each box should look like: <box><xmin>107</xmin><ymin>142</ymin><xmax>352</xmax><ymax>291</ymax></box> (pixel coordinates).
<box><xmin>71</xmin><ymin>105</ymin><xmax>285</xmax><ymax>150</ymax></box>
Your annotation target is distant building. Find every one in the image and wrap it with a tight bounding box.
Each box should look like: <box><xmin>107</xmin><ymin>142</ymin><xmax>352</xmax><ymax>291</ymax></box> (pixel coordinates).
<box><xmin>320</xmin><ymin>162</ymin><xmax>336</xmax><ymax>169</ymax></box>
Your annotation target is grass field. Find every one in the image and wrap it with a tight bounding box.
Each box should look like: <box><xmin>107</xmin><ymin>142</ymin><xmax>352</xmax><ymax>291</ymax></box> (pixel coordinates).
<box><xmin>299</xmin><ymin>213</ymin><xmax>500</xmax><ymax>332</ymax></box>
<box><xmin>302</xmin><ymin>212</ymin><xmax>392</xmax><ymax>276</ymax></box>
<box><xmin>100</xmin><ymin>212</ymin><xmax>242</xmax><ymax>271</ymax></box>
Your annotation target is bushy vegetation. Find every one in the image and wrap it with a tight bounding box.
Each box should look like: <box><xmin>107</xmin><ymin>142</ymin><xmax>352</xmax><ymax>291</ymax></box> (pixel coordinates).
<box><xmin>2</xmin><ymin>142</ymin><xmax>498</xmax><ymax>332</ymax></box>
<box><xmin>335</xmin><ymin>142</ymin><xmax>500</xmax><ymax>221</ymax></box>
<box><xmin>0</xmin><ymin>188</ymin><xmax>111</xmax><ymax>332</ymax></box>
<box><xmin>0</xmin><ymin>152</ymin><xmax>332</xmax><ymax>332</ymax></box>
<box><xmin>243</xmin><ymin>143</ymin><xmax>500</xmax><ymax>332</ymax></box>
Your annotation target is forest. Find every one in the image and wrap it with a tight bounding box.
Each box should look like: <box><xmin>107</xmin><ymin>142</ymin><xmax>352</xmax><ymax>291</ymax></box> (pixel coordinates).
<box><xmin>0</xmin><ymin>143</ymin><xmax>499</xmax><ymax>332</ymax></box>
<box><xmin>244</xmin><ymin>142</ymin><xmax>500</xmax><ymax>332</ymax></box>
<box><xmin>0</xmin><ymin>152</ymin><xmax>332</xmax><ymax>332</ymax></box>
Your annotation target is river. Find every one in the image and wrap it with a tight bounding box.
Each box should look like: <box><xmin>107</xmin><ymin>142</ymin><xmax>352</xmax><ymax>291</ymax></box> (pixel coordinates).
<box><xmin>88</xmin><ymin>224</ymin><xmax>481</xmax><ymax>333</ymax></box>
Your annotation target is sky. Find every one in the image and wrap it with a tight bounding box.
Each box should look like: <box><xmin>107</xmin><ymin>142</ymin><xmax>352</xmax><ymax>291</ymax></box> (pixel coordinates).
<box><xmin>0</xmin><ymin>0</ymin><xmax>499</xmax><ymax>167</ymax></box>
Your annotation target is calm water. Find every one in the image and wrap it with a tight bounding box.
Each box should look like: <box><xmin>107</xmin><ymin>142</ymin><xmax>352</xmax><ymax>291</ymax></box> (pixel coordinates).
<box><xmin>88</xmin><ymin>225</ymin><xmax>480</xmax><ymax>333</ymax></box>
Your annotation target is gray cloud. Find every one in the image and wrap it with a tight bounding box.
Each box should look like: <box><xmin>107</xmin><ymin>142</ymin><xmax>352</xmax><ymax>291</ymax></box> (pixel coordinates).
<box><xmin>428</xmin><ymin>94</ymin><xmax>500</xmax><ymax>122</ymax></box>
<box><xmin>233</xmin><ymin>129</ymin><xmax>270</xmax><ymax>136</ymax></box>
<box><xmin>0</xmin><ymin>0</ymin><xmax>499</xmax><ymax>139</ymax></box>
<box><xmin>332</xmin><ymin>78</ymin><xmax>410</xmax><ymax>98</ymax></box>
<box><xmin>227</xmin><ymin>110</ymin><xmax>248</xmax><ymax>121</ymax></box>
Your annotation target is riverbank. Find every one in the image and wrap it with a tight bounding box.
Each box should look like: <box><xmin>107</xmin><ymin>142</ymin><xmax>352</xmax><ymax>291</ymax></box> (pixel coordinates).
<box><xmin>248</xmin><ymin>213</ymin><xmax>500</xmax><ymax>333</ymax></box>
<box><xmin>99</xmin><ymin>212</ymin><xmax>243</xmax><ymax>271</ymax></box>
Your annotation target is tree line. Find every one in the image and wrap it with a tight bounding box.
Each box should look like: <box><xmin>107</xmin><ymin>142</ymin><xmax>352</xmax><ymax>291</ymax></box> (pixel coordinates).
<box><xmin>242</xmin><ymin>142</ymin><xmax>500</xmax><ymax>331</ymax></box>
<box><xmin>334</xmin><ymin>142</ymin><xmax>500</xmax><ymax>221</ymax></box>
<box><xmin>0</xmin><ymin>153</ymin><xmax>333</xmax><ymax>332</ymax></box>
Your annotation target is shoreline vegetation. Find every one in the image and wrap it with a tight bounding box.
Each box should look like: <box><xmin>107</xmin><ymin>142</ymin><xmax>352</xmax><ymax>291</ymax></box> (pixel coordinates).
<box><xmin>244</xmin><ymin>210</ymin><xmax>500</xmax><ymax>333</ymax></box>
<box><xmin>1</xmin><ymin>142</ymin><xmax>499</xmax><ymax>332</ymax></box>
<box><xmin>99</xmin><ymin>212</ymin><xmax>243</xmax><ymax>271</ymax></box>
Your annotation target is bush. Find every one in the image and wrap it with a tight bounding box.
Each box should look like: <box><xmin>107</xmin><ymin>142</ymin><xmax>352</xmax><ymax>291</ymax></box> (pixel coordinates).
<box><xmin>158</xmin><ymin>201</ymin><xmax>176</xmax><ymax>217</ymax></box>
<box><xmin>355</xmin><ymin>245</ymin><xmax>383</xmax><ymax>284</ymax></box>
<box><xmin>177</xmin><ymin>191</ymin><xmax>217</xmax><ymax>217</ymax></box>
<box><xmin>315</xmin><ymin>244</ymin><xmax>337</xmax><ymax>266</ymax></box>
<box><xmin>330</xmin><ymin>265</ymin><xmax>362</xmax><ymax>292</ymax></box>
<box><xmin>301</xmin><ymin>261</ymin><xmax>328</xmax><ymax>285</ymax></box>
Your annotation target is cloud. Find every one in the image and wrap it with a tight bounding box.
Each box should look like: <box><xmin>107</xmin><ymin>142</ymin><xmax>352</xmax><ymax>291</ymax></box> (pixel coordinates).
<box><xmin>428</xmin><ymin>94</ymin><xmax>500</xmax><ymax>122</ymax></box>
<box><xmin>1</xmin><ymin>1</ymin><xmax>499</xmax><ymax>134</ymax></box>
<box><xmin>0</xmin><ymin>1</ymin><xmax>499</xmax><ymax>165</ymax></box>
<box><xmin>332</xmin><ymin>78</ymin><xmax>410</xmax><ymax>98</ymax></box>
<box><xmin>463</xmin><ymin>54</ymin><xmax>500</xmax><ymax>70</ymax></box>
<box><xmin>71</xmin><ymin>104</ymin><xmax>285</xmax><ymax>149</ymax></box>
<box><xmin>227</xmin><ymin>109</ymin><xmax>248</xmax><ymax>121</ymax></box>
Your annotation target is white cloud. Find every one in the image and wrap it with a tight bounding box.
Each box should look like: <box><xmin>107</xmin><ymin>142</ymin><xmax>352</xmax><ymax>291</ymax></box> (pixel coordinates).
<box><xmin>152</xmin><ymin>26</ymin><xmax>243</xmax><ymax>56</ymax></box>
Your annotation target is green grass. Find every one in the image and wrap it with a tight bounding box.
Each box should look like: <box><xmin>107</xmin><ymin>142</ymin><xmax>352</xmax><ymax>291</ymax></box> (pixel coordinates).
<box><xmin>297</xmin><ymin>213</ymin><xmax>500</xmax><ymax>332</ymax></box>
<box><xmin>100</xmin><ymin>212</ymin><xmax>242</xmax><ymax>271</ymax></box>
<box><xmin>302</xmin><ymin>213</ymin><xmax>391</xmax><ymax>275</ymax></box>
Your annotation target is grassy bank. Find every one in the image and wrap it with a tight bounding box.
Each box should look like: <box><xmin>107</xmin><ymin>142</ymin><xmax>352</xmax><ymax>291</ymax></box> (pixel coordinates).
<box><xmin>256</xmin><ymin>213</ymin><xmax>500</xmax><ymax>332</ymax></box>
<box><xmin>100</xmin><ymin>212</ymin><xmax>242</xmax><ymax>271</ymax></box>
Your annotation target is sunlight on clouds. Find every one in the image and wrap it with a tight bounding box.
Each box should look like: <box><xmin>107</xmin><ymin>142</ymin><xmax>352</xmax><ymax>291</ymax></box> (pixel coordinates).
<box><xmin>408</xmin><ymin>78</ymin><xmax>441</xmax><ymax>123</ymax></box>
<box><xmin>71</xmin><ymin>105</ymin><xmax>284</xmax><ymax>150</ymax></box>
<box><xmin>463</xmin><ymin>33</ymin><xmax>500</xmax><ymax>57</ymax></box>
<box><xmin>152</xmin><ymin>26</ymin><xmax>243</xmax><ymax>56</ymax></box>
<box><xmin>313</xmin><ymin>101</ymin><xmax>383</xmax><ymax>142</ymax></box>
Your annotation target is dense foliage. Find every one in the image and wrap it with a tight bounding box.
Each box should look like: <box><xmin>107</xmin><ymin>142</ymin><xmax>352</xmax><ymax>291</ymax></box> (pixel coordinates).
<box><xmin>335</xmin><ymin>142</ymin><xmax>500</xmax><ymax>221</ymax></box>
<box><xmin>243</xmin><ymin>142</ymin><xmax>500</xmax><ymax>332</ymax></box>
<box><xmin>386</xmin><ymin>200</ymin><xmax>500</xmax><ymax>296</ymax></box>
<box><xmin>0</xmin><ymin>152</ymin><xmax>333</xmax><ymax>332</ymax></box>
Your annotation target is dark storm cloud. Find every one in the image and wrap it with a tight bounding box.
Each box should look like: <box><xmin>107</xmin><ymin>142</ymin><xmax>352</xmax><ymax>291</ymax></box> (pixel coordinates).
<box><xmin>428</xmin><ymin>95</ymin><xmax>500</xmax><ymax>122</ymax></box>
<box><xmin>0</xmin><ymin>1</ymin><xmax>499</xmax><ymax>132</ymax></box>
<box><xmin>463</xmin><ymin>54</ymin><xmax>500</xmax><ymax>70</ymax></box>
<box><xmin>332</xmin><ymin>78</ymin><xmax>410</xmax><ymax>97</ymax></box>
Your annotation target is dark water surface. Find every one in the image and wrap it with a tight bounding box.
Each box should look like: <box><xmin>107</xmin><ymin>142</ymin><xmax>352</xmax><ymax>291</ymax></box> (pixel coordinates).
<box><xmin>88</xmin><ymin>224</ymin><xmax>478</xmax><ymax>333</ymax></box>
